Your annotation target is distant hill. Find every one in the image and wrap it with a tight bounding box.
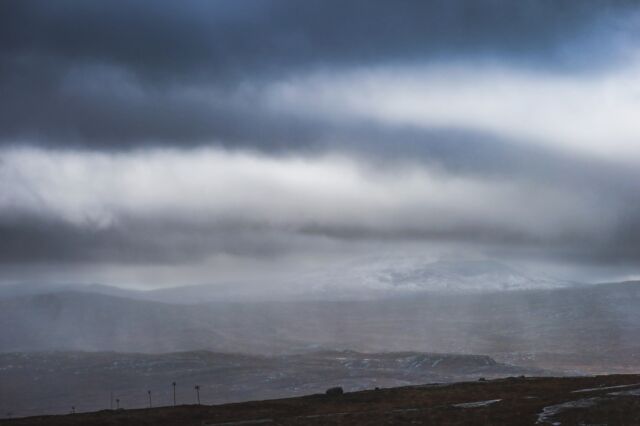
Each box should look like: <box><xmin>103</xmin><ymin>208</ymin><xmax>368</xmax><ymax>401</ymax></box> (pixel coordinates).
<box><xmin>0</xmin><ymin>260</ymin><xmax>575</xmax><ymax>304</ymax></box>
<box><xmin>141</xmin><ymin>260</ymin><xmax>575</xmax><ymax>303</ymax></box>
<box><xmin>2</xmin><ymin>282</ymin><xmax>640</xmax><ymax>370</ymax></box>
<box><xmin>0</xmin><ymin>292</ymin><xmax>271</xmax><ymax>353</ymax></box>
<box><xmin>0</xmin><ymin>282</ymin><xmax>144</xmax><ymax>300</ymax></box>
<box><xmin>304</xmin><ymin>259</ymin><xmax>574</xmax><ymax>299</ymax></box>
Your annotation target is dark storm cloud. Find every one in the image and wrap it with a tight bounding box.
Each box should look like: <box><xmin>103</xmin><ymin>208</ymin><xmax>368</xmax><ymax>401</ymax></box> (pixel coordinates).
<box><xmin>0</xmin><ymin>143</ymin><xmax>638</xmax><ymax>271</ymax></box>
<box><xmin>0</xmin><ymin>211</ymin><xmax>300</xmax><ymax>264</ymax></box>
<box><xmin>0</xmin><ymin>55</ymin><xmax>325</xmax><ymax>150</ymax></box>
<box><xmin>0</xmin><ymin>0</ymin><xmax>634</xmax><ymax>148</ymax></box>
<box><xmin>2</xmin><ymin>0</ymin><xmax>624</xmax><ymax>77</ymax></box>
<box><xmin>1</xmin><ymin>0</ymin><xmax>639</xmax><ymax>283</ymax></box>
<box><xmin>2</xmin><ymin>193</ymin><xmax>640</xmax><ymax>270</ymax></box>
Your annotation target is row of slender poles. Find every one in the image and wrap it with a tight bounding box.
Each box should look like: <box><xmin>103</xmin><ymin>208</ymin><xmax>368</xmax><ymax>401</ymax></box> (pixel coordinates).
<box><xmin>109</xmin><ymin>382</ymin><xmax>201</xmax><ymax>411</ymax></box>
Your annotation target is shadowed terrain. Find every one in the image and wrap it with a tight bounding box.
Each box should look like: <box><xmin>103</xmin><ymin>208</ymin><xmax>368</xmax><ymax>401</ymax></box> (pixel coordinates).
<box><xmin>0</xmin><ymin>350</ymin><xmax>544</xmax><ymax>417</ymax></box>
<box><xmin>3</xmin><ymin>375</ymin><xmax>640</xmax><ymax>425</ymax></box>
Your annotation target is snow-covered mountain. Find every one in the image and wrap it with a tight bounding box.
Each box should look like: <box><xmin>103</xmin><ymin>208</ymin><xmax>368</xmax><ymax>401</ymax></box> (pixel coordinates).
<box><xmin>0</xmin><ymin>260</ymin><xmax>574</xmax><ymax>304</ymax></box>
<box><xmin>307</xmin><ymin>259</ymin><xmax>573</xmax><ymax>299</ymax></box>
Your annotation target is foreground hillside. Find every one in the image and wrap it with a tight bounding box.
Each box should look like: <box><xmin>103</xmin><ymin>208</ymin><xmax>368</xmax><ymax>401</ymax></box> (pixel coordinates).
<box><xmin>3</xmin><ymin>375</ymin><xmax>640</xmax><ymax>425</ymax></box>
<box><xmin>0</xmin><ymin>350</ymin><xmax>544</xmax><ymax>417</ymax></box>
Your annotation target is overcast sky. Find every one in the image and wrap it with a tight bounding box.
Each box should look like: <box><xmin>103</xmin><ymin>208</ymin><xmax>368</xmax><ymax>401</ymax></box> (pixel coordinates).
<box><xmin>1</xmin><ymin>1</ymin><xmax>640</xmax><ymax>291</ymax></box>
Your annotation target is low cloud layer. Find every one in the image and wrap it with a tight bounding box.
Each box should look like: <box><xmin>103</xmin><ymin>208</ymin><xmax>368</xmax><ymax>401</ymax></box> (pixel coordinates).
<box><xmin>1</xmin><ymin>1</ymin><xmax>639</xmax><ymax>290</ymax></box>
<box><xmin>1</xmin><ymin>147</ymin><xmax>637</xmax><ymax>274</ymax></box>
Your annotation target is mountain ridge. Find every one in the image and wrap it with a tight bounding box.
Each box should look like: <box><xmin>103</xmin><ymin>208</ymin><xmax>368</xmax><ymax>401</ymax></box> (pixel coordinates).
<box><xmin>2</xmin><ymin>282</ymin><xmax>640</xmax><ymax>363</ymax></box>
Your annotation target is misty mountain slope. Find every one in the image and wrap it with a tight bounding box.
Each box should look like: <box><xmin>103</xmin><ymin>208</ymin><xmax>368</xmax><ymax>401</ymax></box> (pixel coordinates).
<box><xmin>0</xmin><ymin>283</ymin><xmax>144</xmax><ymax>300</ymax></box>
<box><xmin>0</xmin><ymin>260</ymin><xmax>576</xmax><ymax>305</ymax></box>
<box><xmin>135</xmin><ymin>260</ymin><xmax>574</xmax><ymax>304</ymax></box>
<box><xmin>2</xmin><ymin>283</ymin><xmax>640</xmax><ymax>367</ymax></box>
<box><xmin>0</xmin><ymin>292</ymin><xmax>209</xmax><ymax>352</ymax></box>
<box><xmin>245</xmin><ymin>281</ymin><xmax>640</xmax><ymax>358</ymax></box>
<box><xmin>0</xmin><ymin>292</ymin><xmax>303</xmax><ymax>353</ymax></box>
<box><xmin>308</xmin><ymin>259</ymin><xmax>573</xmax><ymax>298</ymax></box>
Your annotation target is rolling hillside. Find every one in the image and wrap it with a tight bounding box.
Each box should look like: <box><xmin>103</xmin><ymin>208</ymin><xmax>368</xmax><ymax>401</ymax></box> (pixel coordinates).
<box><xmin>1</xmin><ymin>282</ymin><xmax>639</xmax><ymax>366</ymax></box>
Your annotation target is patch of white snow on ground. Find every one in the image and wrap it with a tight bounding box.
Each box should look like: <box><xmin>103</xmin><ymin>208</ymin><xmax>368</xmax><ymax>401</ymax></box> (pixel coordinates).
<box><xmin>452</xmin><ymin>399</ymin><xmax>502</xmax><ymax>408</ymax></box>
<box><xmin>536</xmin><ymin>397</ymin><xmax>602</xmax><ymax>425</ymax></box>
<box><xmin>572</xmin><ymin>383</ymin><xmax>640</xmax><ymax>393</ymax></box>
<box><xmin>609</xmin><ymin>388</ymin><xmax>640</xmax><ymax>396</ymax></box>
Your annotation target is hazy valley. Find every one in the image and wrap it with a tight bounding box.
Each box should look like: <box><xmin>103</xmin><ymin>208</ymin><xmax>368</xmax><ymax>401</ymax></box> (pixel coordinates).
<box><xmin>2</xmin><ymin>279</ymin><xmax>639</xmax><ymax>363</ymax></box>
<box><xmin>2</xmin><ymin>279</ymin><xmax>640</xmax><ymax>417</ymax></box>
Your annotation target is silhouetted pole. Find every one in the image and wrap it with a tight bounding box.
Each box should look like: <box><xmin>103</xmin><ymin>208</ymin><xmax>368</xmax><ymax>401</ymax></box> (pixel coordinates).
<box><xmin>195</xmin><ymin>385</ymin><xmax>200</xmax><ymax>405</ymax></box>
<box><xmin>148</xmin><ymin>390</ymin><xmax>152</xmax><ymax>408</ymax></box>
<box><xmin>172</xmin><ymin>382</ymin><xmax>177</xmax><ymax>406</ymax></box>
<box><xmin>110</xmin><ymin>391</ymin><xmax>113</xmax><ymax>410</ymax></box>
<box><xmin>116</xmin><ymin>398</ymin><xmax>120</xmax><ymax>410</ymax></box>
<box><xmin>71</xmin><ymin>406</ymin><xmax>75</xmax><ymax>414</ymax></box>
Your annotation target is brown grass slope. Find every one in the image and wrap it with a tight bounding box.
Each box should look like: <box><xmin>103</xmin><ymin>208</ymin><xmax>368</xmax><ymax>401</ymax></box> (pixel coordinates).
<box><xmin>3</xmin><ymin>375</ymin><xmax>640</xmax><ymax>425</ymax></box>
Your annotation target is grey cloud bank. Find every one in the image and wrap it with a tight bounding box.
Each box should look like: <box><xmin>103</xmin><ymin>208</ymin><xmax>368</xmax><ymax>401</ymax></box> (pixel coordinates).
<box><xmin>0</xmin><ymin>0</ymin><xmax>639</xmax><ymax>291</ymax></box>
<box><xmin>0</xmin><ymin>0</ymin><xmax>635</xmax><ymax>148</ymax></box>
